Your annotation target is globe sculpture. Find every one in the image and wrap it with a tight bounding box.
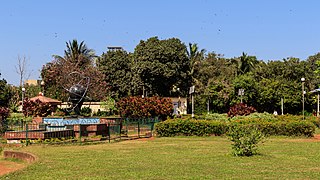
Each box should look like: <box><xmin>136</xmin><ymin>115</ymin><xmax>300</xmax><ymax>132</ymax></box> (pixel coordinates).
<box><xmin>63</xmin><ymin>72</ymin><xmax>90</xmax><ymax>115</ymax></box>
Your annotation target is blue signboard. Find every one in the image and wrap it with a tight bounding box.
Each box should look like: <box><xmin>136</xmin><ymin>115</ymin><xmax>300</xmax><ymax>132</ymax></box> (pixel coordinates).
<box><xmin>43</xmin><ymin>118</ymin><xmax>100</xmax><ymax>125</ymax></box>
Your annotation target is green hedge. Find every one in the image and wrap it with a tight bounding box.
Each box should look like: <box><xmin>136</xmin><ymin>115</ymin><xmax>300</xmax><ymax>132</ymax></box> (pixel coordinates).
<box><xmin>155</xmin><ymin>119</ymin><xmax>316</xmax><ymax>137</ymax></box>
<box><xmin>229</xmin><ymin>121</ymin><xmax>315</xmax><ymax>137</ymax></box>
<box><xmin>154</xmin><ymin>119</ymin><xmax>228</xmax><ymax>137</ymax></box>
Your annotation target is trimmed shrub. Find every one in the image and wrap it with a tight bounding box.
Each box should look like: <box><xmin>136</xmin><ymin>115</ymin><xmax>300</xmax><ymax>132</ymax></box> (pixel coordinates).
<box><xmin>155</xmin><ymin>118</ymin><xmax>315</xmax><ymax>137</ymax></box>
<box><xmin>198</xmin><ymin>113</ymin><xmax>229</xmax><ymax>122</ymax></box>
<box><xmin>227</xmin><ymin>125</ymin><xmax>265</xmax><ymax>156</ymax></box>
<box><xmin>155</xmin><ymin>119</ymin><xmax>228</xmax><ymax>137</ymax></box>
<box><xmin>229</xmin><ymin>120</ymin><xmax>315</xmax><ymax>137</ymax></box>
<box><xmin>276</xmin><ymin>115</ymin><xmax>320</xmax><ymax>128</ymax></box>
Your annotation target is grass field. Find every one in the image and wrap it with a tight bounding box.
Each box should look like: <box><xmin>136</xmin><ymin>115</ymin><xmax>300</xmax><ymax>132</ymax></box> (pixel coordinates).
<box><xmin>1</xmin><ymin>136</ymin><xmax>320</xmax><ymax>179</ymax></box>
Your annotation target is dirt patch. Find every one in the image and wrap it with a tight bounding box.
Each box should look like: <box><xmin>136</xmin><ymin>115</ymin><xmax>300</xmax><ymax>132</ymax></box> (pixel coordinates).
<box><xmin>314</xmin><ymin>134</ymin><xmax>320</xmax><ymax>140</ymax></box>
<box><xmin>0</xmin><ymin>151</ymin><xmax>37</xmax><ymax>177</ymax></box>
<box><xmin>0</xmin><ymin>160</ymin><xmax>26</xmax><ymax>176</ymax></box>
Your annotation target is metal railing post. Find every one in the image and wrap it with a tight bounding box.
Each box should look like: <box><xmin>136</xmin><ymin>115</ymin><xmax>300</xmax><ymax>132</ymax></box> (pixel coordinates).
<box><xmin>138</xmin><ymin>120</ymin><xmax>140</xmax><ymax>138</ymax></box>
<box><xmin>119</xmin><ymin>120</ymin><xmax>121</xmax><ymax>141</ymax></box>
<box><xmin>108</xmin><ymin>123</ymin><xmax>110</xmax><ymax>143</ymax></box>
<box><xmin>25</xmin><ymin>122</ymin><xmax>28</xmax><ymax>146</ymax></box>
<box><xmin>79</xmin><ymin>124</ymin><xmax>81</xmax><ymax>143</ymax></box>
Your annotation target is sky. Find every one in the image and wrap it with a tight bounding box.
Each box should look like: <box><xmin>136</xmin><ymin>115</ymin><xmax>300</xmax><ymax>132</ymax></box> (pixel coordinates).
<box><xmin>1</xmin><ymin>0</ymin><xmax>320</xmax><ymax>86</ymax></box>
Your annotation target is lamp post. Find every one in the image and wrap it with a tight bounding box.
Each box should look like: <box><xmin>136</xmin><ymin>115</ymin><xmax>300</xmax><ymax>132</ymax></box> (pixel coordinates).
<box><xmin>189</xmin><ymin>86</ymin><xmax>195</xmax><ymax>118</ymax></box>
<box><xmin>22</xmin><ymin>87</ymin><xmax>26</xmax><ymax>113</ymax></box>
<box><xmin>41</xmin><ymin>80</ymin><xmax>45</xmax><ymax>96</ymax></box>
<box><xmin>301</xmin><ymin>77</ymin><xmax>305</xmax><ymax>120</ymax></box>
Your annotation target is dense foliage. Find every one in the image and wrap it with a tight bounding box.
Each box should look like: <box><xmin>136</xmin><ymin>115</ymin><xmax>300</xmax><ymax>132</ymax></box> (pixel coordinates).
<box><xmin>0</xmin><ymin>74</ymin><xmax>12</xmax><ymax>107</ymax></box>
<box><xmin>227</xmin><ymin>103</ymin><xmax>256</xmax><ymax>117</ymax></box>
<box><xmin>97</xmin><ymin>50</ymin><xmax>133</xmax><ymax>100</ymax></box>
<box><xmin>117</xmin><ymin>96</ymin><xmax>173</xmax><ymax>120</ymax></box>
<box><xmin>20</xmin><ymin>37</ymin><xmax>320</xmax><ymax>115</ymax></box>
<box><xmin>0</xmin><ymin>107</ymin><xmax>10</xmax><ymax>119</ymax></box>
<box><xmin>0</xmin><ymin>106</ymin><xmax>10</xmax><ymax>133</ymax></box>
<box><xmin>155</xmin><ymin>115</ymin><xmax>316</xmax><ymax>137</ymax></box>
<box><xmin>155</xmin><ymin>119</ymin><xmax>227</xmax><ymax>137</ymax></box>
<box><xmin>41</xmin><ymin>40</ymin><xmax>107</xmax><ymax>101</ymax></box>
<box><xmin>133</xmin><ymin>37</ymin><xmax>191</xmax><ymax>97</ymax></box>
<box><xmin>227</xmin><ymin>125</ymin><xmax>264</xmax><ymax>156</ymax></box>
<box><xmin>22</xmin><ymin>98</ymin><xmax>53</xmax><ymax>117</ymax></box>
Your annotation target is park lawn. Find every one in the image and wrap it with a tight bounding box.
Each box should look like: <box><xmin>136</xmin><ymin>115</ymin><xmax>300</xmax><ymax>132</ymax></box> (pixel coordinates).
<box><xmin>1</xmin><ymin>136</ymin><xmax>320</xmax><ymax>179</ymax></box>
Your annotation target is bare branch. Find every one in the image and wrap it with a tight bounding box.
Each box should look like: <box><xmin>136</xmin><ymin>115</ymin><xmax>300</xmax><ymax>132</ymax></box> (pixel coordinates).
<box><xmin>15</xmin><ymin>55</ymin><xmax>31</xmax><ymax>87</ymax></box>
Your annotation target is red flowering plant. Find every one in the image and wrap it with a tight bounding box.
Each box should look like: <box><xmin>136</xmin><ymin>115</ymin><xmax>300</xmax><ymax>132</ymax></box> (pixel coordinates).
<box><xmin>117</xmin><ymin>96</ymin><xmax>173</xmax><ymax>120</ymax></box>
<box><xmin>227</xmin><ymin>103</ymin><xmax>256</xmax><ymax>118</ymax></box>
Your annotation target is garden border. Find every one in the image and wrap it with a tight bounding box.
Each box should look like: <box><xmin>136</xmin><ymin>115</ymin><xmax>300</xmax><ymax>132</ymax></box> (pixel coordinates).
<box><xmin>3</xmin><ymin>150</ymin><xmax>37</xmax><ymax>163</ymax></box>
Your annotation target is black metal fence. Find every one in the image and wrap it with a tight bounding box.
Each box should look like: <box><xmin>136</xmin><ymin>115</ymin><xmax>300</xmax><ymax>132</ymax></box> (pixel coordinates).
<box><xmin>121</xmin><ymin>117</ymin><xmax>159</xmax><ymax>139</ymax></box>
<box><xmin>0</xmin><ymin>117</ymin><xmax>159</xmax><ymax>146</ymax></box>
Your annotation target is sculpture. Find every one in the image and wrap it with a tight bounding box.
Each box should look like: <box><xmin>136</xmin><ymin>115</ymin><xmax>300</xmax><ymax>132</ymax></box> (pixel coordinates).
<box><xmin>63</xmin><ymin>72</ymin><xmax>90</xmax><ymax>115</ymax></box>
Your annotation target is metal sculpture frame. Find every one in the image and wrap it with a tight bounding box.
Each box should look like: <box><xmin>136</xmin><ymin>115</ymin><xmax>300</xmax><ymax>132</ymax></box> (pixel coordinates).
<box><xmin>63</xmin><ymin>72</ymin><xmax>90</xmax><ymax>115</ymax></box>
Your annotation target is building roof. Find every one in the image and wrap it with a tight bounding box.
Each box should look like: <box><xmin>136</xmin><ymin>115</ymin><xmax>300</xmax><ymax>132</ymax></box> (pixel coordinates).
<box><xmin>29</xmin><ymin>94</ymin><xmax>62</xmax><ymax>105</ymax></box>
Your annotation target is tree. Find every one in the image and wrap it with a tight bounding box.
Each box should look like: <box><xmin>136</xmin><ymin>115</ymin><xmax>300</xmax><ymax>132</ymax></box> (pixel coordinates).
<box><xmin>53</xmin><ymin>40</ymin><xmax>95</xmax><ymax>68</ymax></box>
<box><xmin>15</xmin><ymin>55</ymin><xmax>32</xmax><ymax>87</ymax></box>
<box><xmin>41</xmin><ymin>40</ymin><xmax>107</xmax><ymax>101</ymax></box>
<box><xmin>253</xmin><ymin>57</ymin><xmax>313</xmax><ymax>114</ymax></box>
<box><xmin>205</xmin><ymin>79</ymin><xmax>233</xmax><ymax>113</ymax></box>
<box><xmin>187</xmin><ymin>43</ymin><xmax>206</xmax><ymax>83</ymax></box>
<box><xmin>232</xmin><ymin>73</ymin><xmax>258</xmax><ymax>107</ymax></box>
<box><xmin>133</xmin><ymin>37</ymin><xmax>191</xmax><ymax>97</ymax></box>
<box><xmin>309</xmin><ymin>53</ymin><xmax>320</xmax><ymax>88</ymax></box>
<box><xmin>0</xmin><ymin>74</ymin><xmax>12</xmax><ymax>107</ymax></box>
<box><xmin>191</xmin><ymin>52</ymin><xmax>235</xmax><ymax>113</ymax></box>
<box><xmin>229</xmin><ymin>52</ymin><xmax>259</xmax><ymax>76</ymax></box>
<box><xmin>97</xmin><ymin>49</ymin><xmax>133</xmax><ymax>100</ymax></box>
<box><xmin>255</xmin><ymin>78</ymin><xmax>282</xmax><ymax>113</ymax></box>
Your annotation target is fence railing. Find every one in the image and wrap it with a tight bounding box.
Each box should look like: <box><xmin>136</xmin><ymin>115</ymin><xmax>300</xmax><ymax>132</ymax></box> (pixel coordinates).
<box><xmin>0</xmin><ymin>117</ymin><xmax>159</xmax><ymax>146</ymax></box>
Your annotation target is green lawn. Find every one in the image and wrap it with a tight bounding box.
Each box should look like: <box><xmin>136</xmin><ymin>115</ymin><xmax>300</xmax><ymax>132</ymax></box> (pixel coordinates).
<box><xmin>2</xmin><ymin>136</ymin><xmax>320</xmax><ymax>179</ymax></box>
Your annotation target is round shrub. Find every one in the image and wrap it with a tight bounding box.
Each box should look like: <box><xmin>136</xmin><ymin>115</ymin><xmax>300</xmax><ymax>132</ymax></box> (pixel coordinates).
<box><xmin>227</xmin><ymin>125</ymin><xmax>265</xmax><ymax>156</ymax></box>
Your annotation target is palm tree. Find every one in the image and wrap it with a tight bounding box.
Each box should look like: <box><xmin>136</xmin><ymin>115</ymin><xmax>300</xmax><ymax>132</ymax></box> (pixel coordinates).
<box><xmin>53</xmin><ymin>39</ymin><xmax>95</xmax><ymax>68</ymax></box>
<box><xmin>230</xmin><ymin>52</ymin><xmax>258</xmax><ymax>76</ymax></box>
<box><xmin>187</xmin><ymin>43</ymin><xmax>206</xmax><ymax>83</ymax></box>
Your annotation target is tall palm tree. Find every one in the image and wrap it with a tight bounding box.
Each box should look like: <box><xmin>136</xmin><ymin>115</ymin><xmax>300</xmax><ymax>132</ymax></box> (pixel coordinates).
<box><xmin>230</xmin><ymin>52</ymin><xmax>258</xmax><ymax>76</ymax></box>
<box><xmin>53</xmin><ymin>39</ymin><xmax>95</xmax><ymax>68</ymax></box>
<box><xmin>187</xmin><ymin>43</ymin><xmax>206</xmax><ymax>83</ymax></box>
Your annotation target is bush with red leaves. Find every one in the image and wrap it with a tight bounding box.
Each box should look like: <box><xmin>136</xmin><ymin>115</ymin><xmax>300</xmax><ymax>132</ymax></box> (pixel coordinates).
<box><xmin>227</xmin><ymin>103</ymin><xmax>256</xmax><ymax>118</ymax></box>
<box><xmin>23</xmin><ymin>98</ymin><xmax>53</xmax><ymax>117</ymax></box>
<box><xmin>117</xmin><ymin>96</ymin><xmax>173</xmax><ymax>120</ymax></box>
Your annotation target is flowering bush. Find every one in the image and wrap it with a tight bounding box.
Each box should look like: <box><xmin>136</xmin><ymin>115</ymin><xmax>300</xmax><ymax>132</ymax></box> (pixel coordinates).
<box><xmin>227</xmin><ymin>103</ymin><xmax>256</xmax><ymax>117</ymax></box>
<box><xmin>117</xmin><ymin>96</ymin><xmax>173</xmax><ymax>120</ymax></box>
<box><xmin>23</xmin><ymin>98</ymin><xmax>53</xmax><ymax>117</ymax></box>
